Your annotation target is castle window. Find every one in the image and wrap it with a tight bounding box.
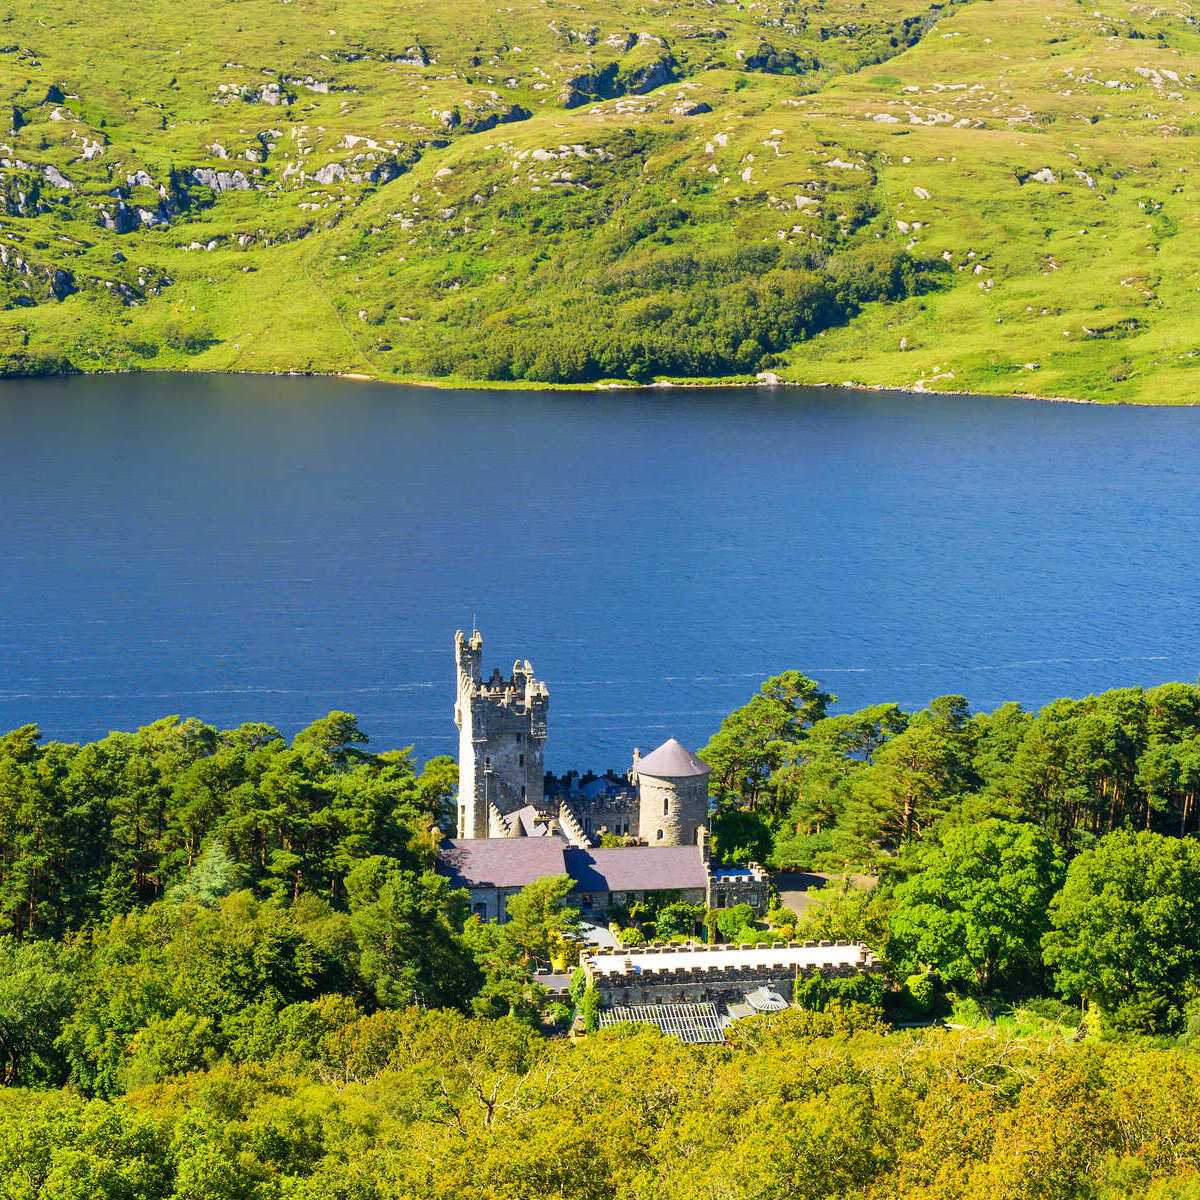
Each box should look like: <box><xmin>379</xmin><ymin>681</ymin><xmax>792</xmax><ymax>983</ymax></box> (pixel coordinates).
<box><xmin>519</xmin><ymin>753</ymin><xmax>524</xmax><ymax>767</ymax></box>
<box><xmin>663</xmin><ymin>797</ymin><xmax>670</xmax><ymax>816</ymax></box>
<box><xmin>656</xmin><ymin>829</ymin><xmax>664</xmax><ymax>841</ymax></box>
<box><xmin>484</xmin><ymin>756</ymin><xmax>491</xmax><ymax>768</ymax></box>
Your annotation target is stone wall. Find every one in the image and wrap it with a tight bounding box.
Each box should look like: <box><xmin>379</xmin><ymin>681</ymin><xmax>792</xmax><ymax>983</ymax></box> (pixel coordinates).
<box><xmin>465</xmin><ymin>884</ymin><xmax>526</xmax><ymax>923</ymax></box>
<box><xmin>575</xmin><ymin>886</ymin><xmax>707</xmax><ymax>920</ymax></box>
<box><xmin>585</xmin><ymin>941</ymin><xmax>879</xmax><ymax>1008</ymax></box>
<box><xmin>576</xmin><ymin>790</ymin><xmax>640</xmax><ymax>839</ymax></box>
<box><xmin>707</xmin><ymin>863</ymin><xmax>770</xmax><ymax>914</ymax></box>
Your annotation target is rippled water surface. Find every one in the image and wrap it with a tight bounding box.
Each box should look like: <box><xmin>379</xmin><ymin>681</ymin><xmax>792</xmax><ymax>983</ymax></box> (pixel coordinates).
<box><xmin>2</xmin><ymin>374</ymin><xmax>1198</xmax><ymax>768</ymax></box>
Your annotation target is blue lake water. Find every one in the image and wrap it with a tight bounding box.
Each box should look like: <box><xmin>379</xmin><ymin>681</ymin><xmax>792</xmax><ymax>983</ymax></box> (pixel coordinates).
<box><xmin>1</xmin><ymin>373</ymin><xmax>1198</xmax><ymax>770</ymax></box>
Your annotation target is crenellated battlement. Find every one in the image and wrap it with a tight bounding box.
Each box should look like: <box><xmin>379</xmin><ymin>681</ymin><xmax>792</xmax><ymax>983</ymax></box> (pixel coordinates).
<box><xmin>582</xmin><ymin>939</ymin><xmax>878</xmax><ymax>1008</ymax></box>
<box><xmin>456</xmin><ymin>633</ymin><xmax>548</xmax><ymax>717</ymax></box>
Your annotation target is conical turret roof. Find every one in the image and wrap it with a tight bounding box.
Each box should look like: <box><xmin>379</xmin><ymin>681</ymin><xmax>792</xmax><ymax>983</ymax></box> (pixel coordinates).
<box><xmin>633</xmin><ymin>737</ymin><xmax>709</xmax><ymax>779</ymax></box>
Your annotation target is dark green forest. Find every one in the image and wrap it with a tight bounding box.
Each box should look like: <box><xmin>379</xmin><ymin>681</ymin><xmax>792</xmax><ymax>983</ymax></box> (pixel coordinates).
<box><xmin>702</xmin><ymin>675</ymin><xmax>1200</xmax><ymax>1034</ymax></box>
<box><xmin>6</xmin><ymin>681</ymin><xmax>1200</xmax><ymax>1196</ymax></box>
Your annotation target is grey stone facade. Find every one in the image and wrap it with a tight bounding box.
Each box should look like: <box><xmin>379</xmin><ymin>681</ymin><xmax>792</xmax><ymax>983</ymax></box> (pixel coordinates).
<box><xmin>575</xmin><ymin>789</ymin><xmax>640</xmax><ymax>840</ymax></box>
<box><xmin>707</xmin><ymin>862</ymin><xmax>770</xmax><ymax>912</ymax></box>
<box><xmin>464</xmin><ymin>884</ymin><xmax>524</xmax><ymax>923</ymax></box>
<box><xmin>455</xmin><ymin>629</ymin><xmax>548</xmax><ymax>839</ymax></box>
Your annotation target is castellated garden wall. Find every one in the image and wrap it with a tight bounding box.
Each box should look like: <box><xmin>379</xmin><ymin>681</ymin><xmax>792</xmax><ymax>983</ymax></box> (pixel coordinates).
<box><xmin>586</xmin><ymin>942</ymin><xmax>879</xmax><ymax>1007</ymax></box>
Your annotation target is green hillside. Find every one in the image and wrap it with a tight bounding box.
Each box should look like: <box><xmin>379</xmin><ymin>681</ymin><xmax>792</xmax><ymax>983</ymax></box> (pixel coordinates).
<box><xmin>3</xmin><ymin>0</ymin><xmax>1200</xmax><ymax>402</ymax></box>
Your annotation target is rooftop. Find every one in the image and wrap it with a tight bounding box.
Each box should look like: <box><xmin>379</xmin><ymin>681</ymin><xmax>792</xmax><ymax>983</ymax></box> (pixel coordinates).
<box><xmin>745</xmin><ymin>986</ymin><xmax>789</xmax><ymax>1013</ymax></box>
<box><xmin>634</xmin><ymin>738</ymin><xmax>709</xmax><ymax>779</ymax></box>
<box><xmin>440</xmin><ymin>836</ymin><xmax>569</xmax><ymax>889</ymax></box>
<box><xmin>565</xmin><ymin>845</ymin><xmax>708</xmax><ymax>893</ymax></box>
<box><xmin>439</xmin><ymin>838</ymin><xmax>714</xmax><ymax>895</ymax></box>
<box><xmin>599</xmin><ymin>1002</ymin><xmax>726</xmax><ymax>1045</ymax></box>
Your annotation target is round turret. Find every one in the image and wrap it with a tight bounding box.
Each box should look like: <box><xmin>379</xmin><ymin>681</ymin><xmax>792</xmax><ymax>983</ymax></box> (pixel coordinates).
<box><xmin>633</xmin><ymin>738</ymin><xmax>710</xmax><ymax>846</ymax></box>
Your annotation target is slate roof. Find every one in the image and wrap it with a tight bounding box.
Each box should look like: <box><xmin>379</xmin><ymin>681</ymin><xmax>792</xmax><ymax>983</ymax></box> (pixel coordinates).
<box><xmin>576</xmin><ymin>776</ymin><xmax>629</xmax><ymax>800</ymax></box>
<box><xmin>564</xmin><ymin>845</ymin><xmax>708</xmax><ymax>893</ymax></box>
<box><xmin>440</xmin><ymin>836</ymin><xmax>568</xmax><ymax>889</ymax></box>
<box><xmin>634</xmin><ymin>737</ymin><xmax>709</xmax><ymax>779</ymax></box>
<box><xmin>440</xmin><ymin>838</ymin><xmax>710</xmax><ymax>895</ymax></box>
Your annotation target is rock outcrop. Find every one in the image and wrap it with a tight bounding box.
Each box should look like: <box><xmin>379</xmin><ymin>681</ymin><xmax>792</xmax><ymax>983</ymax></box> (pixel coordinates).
<box><xmin>189</xmin><ymin>167</ymin><xmax>253</xmax><ymax>192</ymax></box>
<box><xmin>560</xmin><ymin>54</ymin><xmax>677</xmax><ymax>107</ymax></box>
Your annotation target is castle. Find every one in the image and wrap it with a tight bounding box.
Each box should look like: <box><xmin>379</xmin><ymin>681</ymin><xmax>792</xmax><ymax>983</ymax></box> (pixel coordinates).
<box><xmin>453</xmin><ymin>628</ymin><xmax>709</xmax><ymax>848</ymax></box>
<box><xmin>443</xmin><ymin>629</ymin><xmax>769</xmax><ymax>922</ymax></box>
<box><xmin>442</xmin><ymin>630</ymin><xmax>875</xmax><ymax>1043</ymax></box>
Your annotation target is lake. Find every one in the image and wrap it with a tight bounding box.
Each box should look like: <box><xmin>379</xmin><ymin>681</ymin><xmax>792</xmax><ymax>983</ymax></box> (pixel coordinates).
<box><xmin>1</xmin><ymin>373</ymin><xmax>1198</xmax><ymax>770</ymax></box>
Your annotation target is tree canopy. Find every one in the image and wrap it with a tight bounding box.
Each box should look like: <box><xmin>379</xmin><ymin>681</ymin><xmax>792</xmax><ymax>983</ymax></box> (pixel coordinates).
<box><xmin>1044</xmin><ymin>830</ymin><xmax>1200</xmax><ymax>1034</ymax></box>
<box><xmin>889</xmin><ymin>819</ymin><xmax>1063</xmax><ymax>994</ymax></box>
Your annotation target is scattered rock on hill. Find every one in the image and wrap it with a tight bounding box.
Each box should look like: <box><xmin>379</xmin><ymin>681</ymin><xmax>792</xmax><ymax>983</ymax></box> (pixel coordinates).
<box><xmin>0</xmin><ymin>242</ymin><xmax>76</xmax><ymax>301</ymax></box>
<box><xmin>215</xmin><ymin>82</ymin><xmax>295</xmax><ymax>107</ymax></box>
<box><xmin>189</xmin><ymin>167</ymin><xmax>253</xmax><ymax>191</ymax></box>
<box><xmin>605</xmin><ymin>33</ymin><xmax>637</xmax><ymax>53</ymax></box>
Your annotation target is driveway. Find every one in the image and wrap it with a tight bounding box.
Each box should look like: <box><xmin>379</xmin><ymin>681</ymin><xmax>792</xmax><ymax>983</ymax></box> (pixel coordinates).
<box><xmin>771</xmin><ymin>871</ymin><xmax>876</xmax><ymax>915</ymax></box>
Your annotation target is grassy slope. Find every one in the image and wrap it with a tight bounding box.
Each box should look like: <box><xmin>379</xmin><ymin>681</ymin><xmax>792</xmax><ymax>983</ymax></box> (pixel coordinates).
<box><xmin>2</xmin><ymin>0</ymin><xmax>1200</xmax><ymax>401</ymax></box>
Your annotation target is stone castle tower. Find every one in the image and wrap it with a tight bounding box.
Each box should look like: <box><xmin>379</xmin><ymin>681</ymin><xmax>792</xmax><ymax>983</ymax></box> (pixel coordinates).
<box><xmin>632</xmin><ymin>738</ymin><xmax>711</xmax><ymax>846</ymax></box>
<box><xmin>454</xmin><ymin>629</ymin><xmax>548</xmax><ymax>839</ymax></box>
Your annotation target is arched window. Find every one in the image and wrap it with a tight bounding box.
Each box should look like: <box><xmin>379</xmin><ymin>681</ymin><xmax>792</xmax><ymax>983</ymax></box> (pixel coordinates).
<box><xmin>656</xmin><ymin>829</ymin><xmax>664</xmax><ymax>841</ymax></box>
<box><xmin>663</xmin><ymin>796</ymin><xmax>670</xmax><ymax>816</ymax></box>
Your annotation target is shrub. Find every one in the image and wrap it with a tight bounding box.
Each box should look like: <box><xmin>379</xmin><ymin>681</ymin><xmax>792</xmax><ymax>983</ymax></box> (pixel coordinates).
<box><xmin>793</xmin><ymin>970</ymin><xmax>886</xmax><ymax>1013</ymax></box>
<box><xmin>716</xmin><ymin>903</ymin><xmax>756</xmax><ymax>941</ymax></box>
<box><xmin>578</xmin><ymin>985</ymin><xmax>600</xmax><ymax>1033</ymax></box>
<box><xmin>162</xmin><ymin>322</ymin><xmax>216</xmax><ymax>354</ymax></box>
<box><xmin>902</xmin><ymin>972</ymin><xmax>936</xmax><ymax>1016</ymax></box>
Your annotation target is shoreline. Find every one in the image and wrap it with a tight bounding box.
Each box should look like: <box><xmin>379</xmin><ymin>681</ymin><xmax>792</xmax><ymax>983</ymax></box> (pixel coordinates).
<box><xmin>0</xmin><ymin>362</ymin><xmax>1162</xmax><ymax>407</ymax></box>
